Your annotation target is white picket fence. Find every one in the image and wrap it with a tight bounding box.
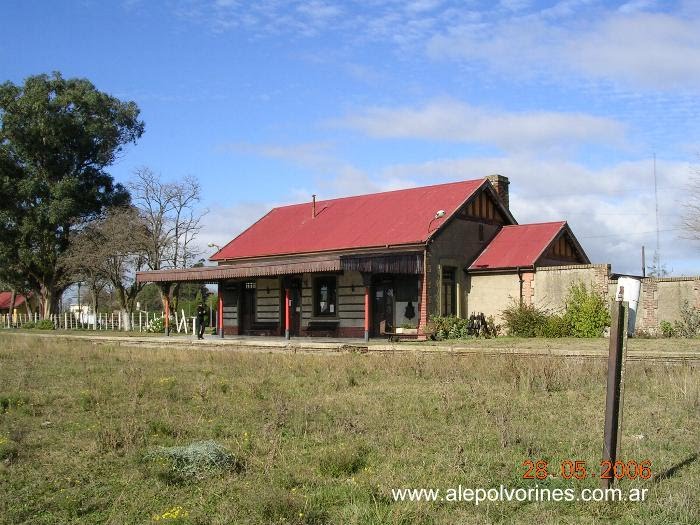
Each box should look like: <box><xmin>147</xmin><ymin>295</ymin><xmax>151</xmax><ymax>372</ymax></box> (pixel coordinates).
<box><xmin>1</xmin><ymin>309</ymin><xmax>205</xmax><ymax>334</ymax></box>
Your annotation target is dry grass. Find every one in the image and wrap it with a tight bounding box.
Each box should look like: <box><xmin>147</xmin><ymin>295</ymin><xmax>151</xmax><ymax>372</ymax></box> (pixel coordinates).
<box><xmin>0</xmin><ymin>333</ymin><xmax>698</xmax><ymax>524</ymax></box>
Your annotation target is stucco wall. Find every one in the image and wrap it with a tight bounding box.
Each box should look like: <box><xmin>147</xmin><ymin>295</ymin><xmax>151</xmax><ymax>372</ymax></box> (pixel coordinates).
<box><xmin>465</xmin><ymin>272</ymin><xmax>521</xmax><ymax>322</ymax></box>
<box><xmin>637</xmin><ymin>277</ymin><xmax>700</xmax><ymax>332</ymax></box>
<box><xmin>428</xmin><ymin>218</ymin><xmax>500</xmax><ymax>318</ymax></box>
<box><xmin>532</xmin><ymin>264</ymin><xmax>611</xmax><ymax>312</ymax></box>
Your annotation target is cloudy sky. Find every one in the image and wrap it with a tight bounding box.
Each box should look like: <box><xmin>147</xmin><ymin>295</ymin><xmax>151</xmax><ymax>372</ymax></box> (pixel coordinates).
<box><xmin>4</xmin><ymin>0</ymin><xmax>700</xmax><ymax>274</ymax></box>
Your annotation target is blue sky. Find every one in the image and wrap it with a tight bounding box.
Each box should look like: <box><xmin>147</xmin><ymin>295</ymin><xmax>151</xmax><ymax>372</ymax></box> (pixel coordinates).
<box><xmin>3</xmin><ymin>0</ymin><xmax>700</xmax><ymax>274</ymax></box>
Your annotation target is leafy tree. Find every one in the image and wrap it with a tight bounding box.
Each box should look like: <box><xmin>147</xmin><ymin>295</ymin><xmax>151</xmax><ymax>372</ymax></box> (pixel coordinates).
<box><xmin>0</xmin><ymin>72</ymin><xmax>144</xmax><ymax>316</ymax></box>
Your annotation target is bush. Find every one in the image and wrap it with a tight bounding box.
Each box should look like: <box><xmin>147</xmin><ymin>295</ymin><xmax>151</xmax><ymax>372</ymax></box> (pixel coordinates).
<box><xmin>34</xmin><ymin>319</ymin><xmax>55</xmax><ymax>330</ymax></box>
<box><xmin>20</xmin><ymin>319</ymin><xmax>54</xmax><ymax>330</ymax></box>
<box><xmin>501</xmin><ymin>303</ymin><xmax>549</xmax><ymax>337</ymax></box>
<box><xmin>427</xmin><ymin>315</ymin><xmax>498</xmax><ymax>340</ymax></box>
<box><xmin>673</xmin><ymin>301</ymin><xmax>700</xmax><ymax>338</ymax></box>
<box><xmin>500</xmin><ymin>283</ymin><xmax>610</xmax><ymax>338</ymax></box>
<box><xmin>146</xmin><ymin>317</ymin><xmax>165</xmax><ymax>333</ymax></box>
<box><xmin>427</xmin><ymin>316</ymin><xmax>470</xmax><ymax>340</ymax></box>
<box><xmin>538</xmin><ymin>314</ymin><xmax>570</xmax><ymax>338</ymax></box>
<box><xmin>143</xmin><ymin>441</ymin><xmax>243</xmax><ymax>480</ymax></box>
<box><xmin>564</xmin><ymin>283</ymin><xmax>610</xmax><ymax>338</ymax></box>
<box><xmin>660</xmin><ymin>320</ymin><xmax>675</xmax><ymax>338</ymax></box>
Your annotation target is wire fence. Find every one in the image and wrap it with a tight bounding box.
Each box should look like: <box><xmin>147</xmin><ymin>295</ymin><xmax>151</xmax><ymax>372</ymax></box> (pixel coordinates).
<box><xmin>1</xmin><ymin>309</ymin><xmax>213</xmax><ymax>334</ymax></box>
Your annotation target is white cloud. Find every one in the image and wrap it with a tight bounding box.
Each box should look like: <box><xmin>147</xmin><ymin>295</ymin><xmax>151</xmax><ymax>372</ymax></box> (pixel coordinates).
<box><xmin>427</xmin><ymin>6</ymin><xmax>700</xmax><ymax>91</ymax></box>
<box><xmin>222</xmin><ymin>141</ymin><xmax>336</xmax><ymax>171</ymax></box>
<box><xmin>376</xmin><ymin>154</ymin><xmax>698</xmax><ymax>274</ymax></box>
<box><xmin>171</xmin><ymin>1</ymin><xmax>700</xmax><ymax>91</ymax></box>
<box><xmin>210</xmin><ymin>139</ymin><xmax>699</xmax><ymax>273</ymax></box>
<box><xmin>196</xmin><ymin>201</ymin><xmax>275</xmax><ymax>260</ymax></box>
<box><xmin>569</xmin><ymin>13</ymin><xmax>700</xmax><ymax>90</ymax></box>
<box><xmin>333</xmin><ymin>99</ymin><xmax>626</xmax><ymax>153</ymax></box>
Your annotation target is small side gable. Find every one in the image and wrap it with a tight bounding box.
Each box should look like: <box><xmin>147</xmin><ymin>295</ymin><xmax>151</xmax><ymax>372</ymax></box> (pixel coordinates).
<box><xmin>537</xmin><ymin>226</ymin><xmax>590</xmax><ymax>266</ymax></box>
<box><xmin>455</xmin><ymin>185</ymin><xmax>514</xmax><ymax>225</ymax></box>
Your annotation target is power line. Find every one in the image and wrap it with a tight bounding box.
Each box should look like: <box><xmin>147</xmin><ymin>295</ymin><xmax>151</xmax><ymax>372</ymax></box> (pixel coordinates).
<box><xmin>579</xmin><ymin>228</ymin><xmax>681</xmax><ymax>239</ymax></box>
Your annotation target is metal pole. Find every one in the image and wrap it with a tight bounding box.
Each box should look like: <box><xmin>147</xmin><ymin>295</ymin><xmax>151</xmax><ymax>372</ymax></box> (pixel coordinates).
<box><xmin>602</xmin><ymin>295</ymin><xmax>625</xmax><ymax>489</ymax></box>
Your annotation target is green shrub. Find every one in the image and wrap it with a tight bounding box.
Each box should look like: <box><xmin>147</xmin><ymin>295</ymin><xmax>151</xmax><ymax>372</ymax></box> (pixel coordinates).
<box><xmin>500</xmin><ymin>283</ymin><xmax>609</xmax><ymax>338</ymax></box>
<box><xmin>564</xmin><ymin>283</ymin><xmax>610</xmax><ymax>338</ymax></box>
<box><xmin>427</xmin><ymin>315</ymin><xmax>498</xmax><ymax>339</ymax></box>
<box><xmin>20</xmin><ymin>319</ymin><xmax>54</xmax><ymax>330</ymax></box>
<box><xmin>143</xmin><ymin>441</ymin><xmax>243</xmax><ymax>480</ymax></box>
<box><xmin>427</xmin><ymin>316</ymin><xmax>469</xmax><ymax>340</ymax></box>
<box><xmin>146</xmin><ymin>317</ymin><xmax>165</xmax><ymax>333</ymax></box>
<box><xmin>501</xmin><ymin>302</ymin><xmax>549</xmax><ymax>337</ymax></box>
<box><xmin>673</xmin><ymin>301</ymin><xmax>700</xmax><ymax>338</ymax></box>
<box><xmin>34</xmin><ymin>319</ymin><xmax>55</xmax><ymax>330</ymax></box>
<box><xmin>660</xmin><ymin>320</ymin><xmax>675</xmax><ymax>338</ymax></box>
<box><xmin>538</xmin><ymin>314</ymin><xmax>570</xmax><ymax>338</ymax></box>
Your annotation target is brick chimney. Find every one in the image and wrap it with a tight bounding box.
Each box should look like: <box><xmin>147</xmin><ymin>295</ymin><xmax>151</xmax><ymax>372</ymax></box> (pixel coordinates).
<box><xmin>486</xmin><ymin>174</ymin><xmax>509</xmax><ymax>209</ymax></box>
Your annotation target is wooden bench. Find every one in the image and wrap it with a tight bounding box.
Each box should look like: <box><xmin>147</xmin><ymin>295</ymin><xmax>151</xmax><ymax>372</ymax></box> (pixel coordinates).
<box><xmin>306</xmin><ymin>320</ymin><xmax>339</xmax><ymax>337</ymax></box>
<box><xmin>247</xmin><ymin>321</ymin><xmax>279</xmax><ymax>336</ymax></box>
<box><xmin>380</xmin><ymin>320</ymin><xmax>419</xmax><ymax>342</ymax></box>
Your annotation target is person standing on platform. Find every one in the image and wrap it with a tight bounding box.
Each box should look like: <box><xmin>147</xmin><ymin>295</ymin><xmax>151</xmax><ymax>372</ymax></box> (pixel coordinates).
<box><xmin>196</xmin><ymin>302</ymin><xmax>207</xmax><ymax>340</ymax></box>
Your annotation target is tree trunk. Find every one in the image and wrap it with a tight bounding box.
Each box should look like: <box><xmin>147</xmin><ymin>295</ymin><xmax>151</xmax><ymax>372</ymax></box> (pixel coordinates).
<box><xmin>40</xmin><ymin>284</ymin><xmax>53</xmax><ymax>319</ymax></box>
<box><xmin>9</xmin><ymin>290</ymin><xmax>16</xmax><ymax>324</ymax></box>
<box><xmin>92</xmin><ymin>288</ymin><xmax>98</xmax><ymax>330</ymax></box>
<box><xmin>121</xmin><ymin>309</ymin><xmax>132</xmax><ymax>331</ymax></box>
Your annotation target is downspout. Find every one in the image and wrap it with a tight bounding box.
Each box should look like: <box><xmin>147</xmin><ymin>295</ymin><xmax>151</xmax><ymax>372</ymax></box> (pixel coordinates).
<box><xmin>517</xmin><ymin>267</ymin><xmax>524</xmax><ymax>307</ymax></box>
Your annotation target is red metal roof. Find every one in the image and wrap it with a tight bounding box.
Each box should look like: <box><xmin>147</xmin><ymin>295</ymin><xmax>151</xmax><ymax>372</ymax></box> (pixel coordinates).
<box><xmin>212</xmin><ymin>179</ymin><xmax>487</xmax><ymax>260</ymax></box>
<box><xmin>469</xmin><ymin>222</ymin><xmax>567</xmax><ymax>270</ymax></box>
<box><xmin>0</xmin><ymin>292</ymin><xmax>26</xmax><ymax>310</ymax></box>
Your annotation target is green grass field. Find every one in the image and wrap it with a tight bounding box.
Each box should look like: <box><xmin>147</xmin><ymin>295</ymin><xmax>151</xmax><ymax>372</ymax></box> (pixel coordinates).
<box><xmin>0</xmin><ymin>333</ymin><xmax>698</xmax><ymax>524</ymax></box>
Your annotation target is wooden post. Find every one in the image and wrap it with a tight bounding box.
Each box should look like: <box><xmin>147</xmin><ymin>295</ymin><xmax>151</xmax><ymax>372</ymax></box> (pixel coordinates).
<box><xmin>218</xmin><ymin>288</ymin><xmax>224</xmax><ymax>338</ymax></box>
<box><xmin>602</xmin><ymin>294</ymin><xmax>626</xmax><ymax>489</ymax></box>
<box><xmin>164</xmin><ymin>301</ymin><xmax>170</xmax><ymax>336</ymax></box>
<box><xmin>364</xmin><ymin>285</ymin><xmax>370</xmax><ymax>342</ymax></box>
<box><xmin>285</xmin><ymin>287</ymin><xmax>291</xmax><ymax>340</ymax></box>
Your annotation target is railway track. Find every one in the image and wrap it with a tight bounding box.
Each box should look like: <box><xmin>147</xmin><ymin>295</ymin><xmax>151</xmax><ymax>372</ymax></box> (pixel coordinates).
<box><xmin>4</xmin><ymin>332</ymin><xmax>699</xmax><ymax>364</ymax></box>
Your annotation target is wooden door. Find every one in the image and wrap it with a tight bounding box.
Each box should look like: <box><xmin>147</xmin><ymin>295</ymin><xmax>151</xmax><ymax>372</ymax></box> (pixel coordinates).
<box><xmin>240</xmin><ymin>282</ymin><xmax>256</xmax><ymax>334</ymax></box>
<box><xmin>372</xmin><ymin>278</ymin><xmax>395</xmax><ymax>336</ymax></box>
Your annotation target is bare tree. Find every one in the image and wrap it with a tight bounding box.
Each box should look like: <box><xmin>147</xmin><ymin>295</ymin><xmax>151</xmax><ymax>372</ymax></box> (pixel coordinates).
<box><xmin>682</xmin><ymin>172</ymin><xmax>700</xmax><ymax>242</ymax></box>
<box><xmin>62</xmin><ymin>229</ymin><xmax>109</xmax><ymax>325</ymax></box>
<box><xmin>129</xmin><ymin>167</ymin><xmax>207</xmax><ymax>314</ymax></box>
<box><xmin>64</xmin><ymin>206</ymin><xmax>149</xmax><ymax>330</ymax></box>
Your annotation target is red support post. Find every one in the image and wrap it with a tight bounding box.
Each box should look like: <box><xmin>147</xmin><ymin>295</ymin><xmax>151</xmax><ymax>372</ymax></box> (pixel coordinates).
<box><xmin>285</xmin><ymin>287</ymin><xmax>291</xmax><ymax>340</ymax></box>
<box><xmin>164</xmin><ymin>298</ymin><xmax>170</xmax><ymax>336</ymax></box>
<box><xmin>364</xmin><ymin>286</ymin><xmax>370</xmax><ymax>342</ymax></box>
<box><xmin>218</xmin><ymin>288</ymin><xmax>224</xmax><ymax>338</ymax></box>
